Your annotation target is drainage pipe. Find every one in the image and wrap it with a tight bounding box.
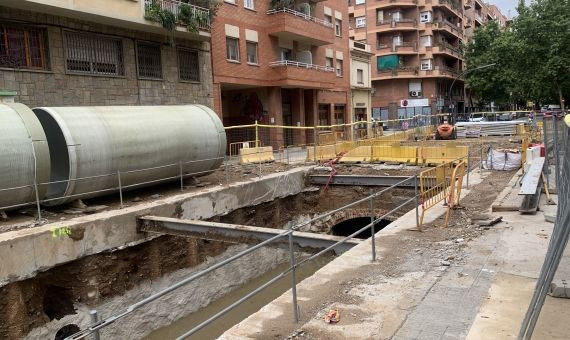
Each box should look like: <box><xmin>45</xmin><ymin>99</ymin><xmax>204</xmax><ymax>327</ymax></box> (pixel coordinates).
<box><xmin>32</xmin><ymin>105</ymin><xmax>226</xmax><ymax>206</ymax></box>
<box><xmin>0</xmin><ymin>103</ymin><xmax>50</xmax><ymax>209</ymax></box>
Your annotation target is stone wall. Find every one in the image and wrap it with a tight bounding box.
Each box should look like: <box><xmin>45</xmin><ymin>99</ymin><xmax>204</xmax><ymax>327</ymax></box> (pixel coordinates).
<box><xmin>0</xmin><ymin>7</ymin><xmax>213</xmax><ymax>108</ymax></box>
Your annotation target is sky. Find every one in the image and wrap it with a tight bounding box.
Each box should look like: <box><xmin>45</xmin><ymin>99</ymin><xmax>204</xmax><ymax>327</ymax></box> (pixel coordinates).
<box><xmin>489</xmin><ymin>0</ymin><xmax>530</xmax><ymax>19</ymax></box>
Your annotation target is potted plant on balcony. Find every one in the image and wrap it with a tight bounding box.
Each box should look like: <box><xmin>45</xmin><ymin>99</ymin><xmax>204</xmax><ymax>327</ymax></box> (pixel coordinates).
<box><xmin>270</xmin><ymin>0</ymin><xmax>293</xmax><ymax>11</ymax></box>
<box><xmin>144</xmin><ymin>0</ymin><xmax>177</xmax><ymax>32</ymax></box>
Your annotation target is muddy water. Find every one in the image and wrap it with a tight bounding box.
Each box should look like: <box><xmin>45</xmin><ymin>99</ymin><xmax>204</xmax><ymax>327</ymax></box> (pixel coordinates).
<box><xmin>145</xmin><ymin>255</ymin><xmax>332</xmax><ymax>340</ymax></box>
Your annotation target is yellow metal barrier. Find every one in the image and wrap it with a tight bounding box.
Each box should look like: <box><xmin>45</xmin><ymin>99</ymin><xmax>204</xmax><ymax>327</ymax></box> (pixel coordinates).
<box><xmin>339</xmin><ymin>146</ymin><xmax>372</xmax><ymax>163</ymax></box>
<box><xmin>372</xmin><ymin>143</ymin><xmax>418</xmax><ymax>164</ymax></box>
<box><xmin>419</xmin><ymin>143</ymin><xmax>468</xmax><ymax>165</ymax></box>
<box><xmin>418</xmin><ymin>160</ymin><xmax>465</xmax><ymax>230</ymax></box>
<box><xmin>239</xmin><ymin>146</ymin><xmax>275</xmax><ymax>164</ymax></box>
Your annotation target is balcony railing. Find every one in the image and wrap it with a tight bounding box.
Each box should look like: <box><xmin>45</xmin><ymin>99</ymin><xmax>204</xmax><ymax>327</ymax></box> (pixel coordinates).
<box><xmin>376</xmin><ymin>18</ymin><xmax>418</xmax><ymax>28</ymax></box>
<box><xmin>464</xmin><ymin>0</ymin><xmax>473</xmax><ymax>8</ymax></box>
<box><xmin>376</xmin><ymin>0</ymin><xmax>418</xmax><ymax>4</ymax></box>
<box><xmin>377</xmin><ymin>41</ymin><xmax>418</xmax><ymax>52</ymax></box>
<box><xmin>434</xmin><ymin>65</ymin><xmax>462</xmax><ymax>77</ymax></box>
<box><xmin>437</xmin><ymin>0</ymin><xmax>463</xmax><ymax>14</ymax></box>
<box><xmin>377</xmin><ymin>66</ymin><xmax>419</xmax><ymax>76</ymax></box>
<box><xmin>144</xmin><ymin>0</ymin><xmax>211</xmax><ymax>31</ymax></box>
<box><xmin>433</xmin><ymin>19</ymin><xmax>463</xmax><ymax>35</ymax></box>
<box><xmin>266</xmin><ymin>8</ymin><xmax>333</xmax><ymax>28</ymax></box>
<box><xmin>269</xmin><ymin>60</ymin><xmax>334</xmax><ymax>72</ymax></box>
<box><xmin>436</xmin><ymin>41</ymin><xmax>462</xmax><ymax>57</ymax></box>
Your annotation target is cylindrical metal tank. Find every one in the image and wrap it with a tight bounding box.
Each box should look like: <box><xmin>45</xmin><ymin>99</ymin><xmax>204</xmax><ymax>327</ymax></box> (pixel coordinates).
<box><xmin>32</xmin><ymin>105</ymin><xmax>226</xmax><ymax>206</ymax></box>
<box><xmin>0</xmin><ymin>103</ymin><xmax>50</xmax><ymax>209</ymax></box>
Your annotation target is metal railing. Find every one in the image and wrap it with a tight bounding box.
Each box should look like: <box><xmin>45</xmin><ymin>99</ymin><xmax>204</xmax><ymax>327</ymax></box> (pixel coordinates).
<box><xmin>434</xmin><ymin>65</ymin><xmax>462</xmax><ymax>77</ymax></box>
<box><xmin>376</xmin><ymin>18</ymin><xmax>418</xmax><ymax>27</ymax></box>
<box><xmin>266</xmin><ymin>8</ymin><xmax>334</xmax><ymax>28</ymax></box>
<box><xmin>436</xmin><ymin>41</ymin><xmax>463</xmax><ymax>57</ymax></box>
<box><xmin>144</xmin><ymin>0</ymin><xmax>211</xmax><ymax>31</ymax></box>
<box><xmin>377</xmin><ymin>65</ymin><xmax>419</xmax><ymax>76</ymax></box>
<box><xmin>437</xmin><ymin>0</ymin><xmax>463</xmax><ymax>14</ymax></box>
<box><xmin>269</xmin><ymin>60</ymin><xmax>335</xmax><ymax>72</ymax></box>
<box><xmin>377</xmin><ymin>41</ymin><xmax>418</xmax><ymax>52</ymax></box>
<box><xmin>519</xmin><ymin>113</ymin><xmax>569</xmax><ymax>339</ymax></box>
<box><xmin>65</xmin><ymin>174</ymin><xmax>423</xmax><ymax>340</ymax></box>
<box><xmin>433</xmin><ymin>19</ymin><xmax>463</xmax><ymax>35</ymax></box>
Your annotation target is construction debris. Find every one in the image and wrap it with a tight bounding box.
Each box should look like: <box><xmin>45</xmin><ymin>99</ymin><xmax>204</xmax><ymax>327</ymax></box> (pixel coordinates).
<box><xmin>324</xmin><ymin>309</ymin><xmax>340</xmax><ymax>323</ymax></box>
<box><xmin>476</xmin><ymin>216</ymin><xmax>503</xmax><ymax>227</ymax></box>
<box><xmin>0</xmin><ymin>211</ymin><xmax>8</xmax><ymax>221</ymax></box>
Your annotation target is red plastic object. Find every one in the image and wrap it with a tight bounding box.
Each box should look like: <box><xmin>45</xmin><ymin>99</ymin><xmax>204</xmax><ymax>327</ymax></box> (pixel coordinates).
<box><xmin>529</xmin><ymin>143</ymin><xmax>545</xmax><ymax>157</ymax></box>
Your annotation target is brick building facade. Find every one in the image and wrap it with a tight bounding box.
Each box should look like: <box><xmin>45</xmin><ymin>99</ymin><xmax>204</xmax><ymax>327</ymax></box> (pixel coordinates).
<box><xmin>0</xmin><ymin>2</ymin><xmax>213</xmax><ymax>108</ymax></box>
<box><xmin>211</xmin><ymin>0</ymin><xmax>351</xmax><ymax>147</ymax></box>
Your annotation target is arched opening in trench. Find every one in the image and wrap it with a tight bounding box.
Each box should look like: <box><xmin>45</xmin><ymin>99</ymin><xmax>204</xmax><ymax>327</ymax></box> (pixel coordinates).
<box><xmin>54</xmin><ymin>324</ymin><xmax>80</xmax><ymax>340</ymax></box>
<box><xmin>331</xmin><ymin>217</ymin><xmax>393</xmax><ymax>239</ymax></box>
<box><xmin>42</xmin><ymin>285</ymin><xmax>75</xmax><ymax>320</ymax></box>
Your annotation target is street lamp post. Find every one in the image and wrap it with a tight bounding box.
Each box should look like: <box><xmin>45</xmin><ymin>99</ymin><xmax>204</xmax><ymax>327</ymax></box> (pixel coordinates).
<box><xmin>449</xmin><ymin>63</ymin><xmax>496</xmax><ymax>118</ymax></box>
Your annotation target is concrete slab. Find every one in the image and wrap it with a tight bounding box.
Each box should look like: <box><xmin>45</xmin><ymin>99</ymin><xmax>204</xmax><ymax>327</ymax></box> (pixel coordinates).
<box><xmin>0</xmin><ymin>167</ymin><xmax>312</xmax><ymax>286</ymax></box>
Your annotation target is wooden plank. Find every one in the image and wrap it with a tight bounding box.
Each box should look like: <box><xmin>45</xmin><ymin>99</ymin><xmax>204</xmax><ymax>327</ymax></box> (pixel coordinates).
<box><xmin>519</xmin><ymin>157</ymin><xmax>545</xmax><ymax>195</ymax></box>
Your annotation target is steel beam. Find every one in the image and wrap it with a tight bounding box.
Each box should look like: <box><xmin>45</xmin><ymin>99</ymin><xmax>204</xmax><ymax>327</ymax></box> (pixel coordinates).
<box><xmin>310</xmin><ymin>175</ymin><xmax>420</xmax><ymax>187</ymax></box>
<box><xmin>137</xmin><ymin>216</ymin><xmax>361</xmax><ymax>254</ymax></box>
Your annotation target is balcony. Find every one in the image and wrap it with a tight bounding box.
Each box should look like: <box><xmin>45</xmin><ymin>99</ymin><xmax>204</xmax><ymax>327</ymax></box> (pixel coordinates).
<box><xmin>432</xmin><ymin>65</ymin><xmax>463</xmax><ymax>78</ymax></box>
<box><xmin>464</xmin><ymin>18</ymin><xmax>472</xmax><ymax>28</ymax></box>
<box><xmin>376</xmin><ymin>41</ymin><xmax>418</xmax><ymax>55</ymax></box>
<box><xmin>433</xmin><ymin>42</ymin><xmax>463</xmax><ymax>59</ymax></box>
<box><xmin>375</xmin><ymin>0</ymin><xmax>418</xmax><ymax>8</ymax></box>
<box><xmin>266</xmin><ymin>8</ymin><xmax>335</xmax><ymax>46</ymax></box>
<box><xmin>2</xmin><ymin>0</ymin><xmax>211</xmax><ymax>40</ymax></box>
<box><xmin>433</xmin><ymin>0</ymin><xmax>463</xmax><ymax>17</ymax></box>
<box><xmin>464</xmin><ymin>0</ymin><xmax>473</xmax><ymax>9</ymax></box>
<box><xmin>375</xmin><ymin>66</ymin><xmax>419</xmax><ymax>80</ymax></box>
<box><xmin>433</xmin><ymin>20</ymin><xmax>463</xmax><ymax>38</ymax></box>
<box><xmin>376</xmin><ymin>19</ymin><xmax>418</xmax><ymax>31</ymax></box>
<box><xmin>144</xmin><ymin>0</ymin><xmax>211</xmax><ymax>32</ymax></box>
<box><xmin>269</xmin><ymin>60</ymin><xmax>337</xmax><ymax>88</ymax></box>
<box><xmin>474</xmin><ymin>14</ymin><xmax>484</xmax><ymax>25</ymax></box>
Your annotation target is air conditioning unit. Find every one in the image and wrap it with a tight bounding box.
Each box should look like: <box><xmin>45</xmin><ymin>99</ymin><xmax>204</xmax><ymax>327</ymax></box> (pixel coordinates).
<box><xmin>409</xmin><ymin>91</ymin><xmax>421</xmax><ymax>97</ymax></box>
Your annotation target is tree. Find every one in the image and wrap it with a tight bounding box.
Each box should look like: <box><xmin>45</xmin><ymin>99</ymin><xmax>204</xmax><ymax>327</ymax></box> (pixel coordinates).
<box><xmin>465</xmin><ymin>0</ymin><xmax>570</xmax><ymax>110</ymax></box>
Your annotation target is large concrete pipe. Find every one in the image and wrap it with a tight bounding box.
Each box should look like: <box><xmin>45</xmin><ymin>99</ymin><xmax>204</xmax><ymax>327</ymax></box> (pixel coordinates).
<box><xmin>32</xmin><ymin>105</ymin><xmax>226</xmax><ymax>206</ymax></box>
<box><xmin>0</xmin><ymin>103</ymin><xmax>50</xmax><ymax>209</ymax></box>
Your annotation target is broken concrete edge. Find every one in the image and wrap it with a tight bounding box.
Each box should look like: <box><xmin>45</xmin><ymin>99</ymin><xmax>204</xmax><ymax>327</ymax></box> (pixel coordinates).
<box><xmin>219</xmin><ymin>171</ymin><xmax>490</xmax><ymax>339</ymax></box>
<box><xmin>0</xmin><ymin>166</ymin><xmax>314</xmax><ymax>287</ymax></box>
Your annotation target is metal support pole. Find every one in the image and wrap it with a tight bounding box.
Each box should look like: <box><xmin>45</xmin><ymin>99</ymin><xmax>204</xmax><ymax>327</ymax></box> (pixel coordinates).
<box><xmin>90</xmin><ymin>310</ymin><xmax>100</xmax><ymax>340</ymax></box>
<box><xmin>414</xmin><ymin>175</ymin><xmax>419</xmax><ymax>229</ymax></box>
<box><xmin>117</xmin><ymin>170</ymin><xmax>123</xmax><ymax>209</ymax></box>
<box><xmin>553</xmin><ymin>116</ymin><xmax>560</xmax><ymax>190</ymax></box>
<box><xmin>33</xmin><ymin>177</ymin><xmax>42</xmax><ymax>223</ymax></box>
<box><xmin>543</xmin><ymin>118</ymin><xmax>551</xmax><ymax>190</ymax></box>
<box><xmin>288</xmin><ymin>229</ymin><xmax>300</xmax><ymax>323</ymax></box>
<box><xmin>313</xmin><ymin>128</ymin><xmax>318</xmax><ymax>163</ymax></box>
<box><xmin>466</xmin><ymin>152</ymin><xmax>470</xmax><ymax>189</ymax></box>
<box><xmin>224</xmin><ymin>156</ymin><xmax>229</xmax><ymax>187</ymax></box>
<box><xmin>255</xmin><ymin>120</ymin><xmax>259</xmax><ymax>148</ymax></box>
<box><xmin>369</xmin><ymin>194</ymin><xmax>376</xmax><ymax>262</ymax></box>
<box><xmin>179</xmin><ymin>161</ymin><xmax>184</xmax><ymax>191</ymax></box>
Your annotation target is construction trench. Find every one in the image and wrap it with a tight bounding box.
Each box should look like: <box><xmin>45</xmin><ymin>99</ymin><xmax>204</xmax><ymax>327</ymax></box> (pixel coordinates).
<box><xmin>0</xmin><ymin>163</ymin><xmax>424</xmax><ymax>339</ymax></box>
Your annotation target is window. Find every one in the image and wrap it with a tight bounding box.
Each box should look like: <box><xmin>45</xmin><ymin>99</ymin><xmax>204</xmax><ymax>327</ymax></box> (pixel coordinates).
<box><xmin>325</xmin><ymin>57</ymin><xmax>333</xmax><ymax>68</ymax></box>
<box><xmin>318</xmin><ymin>104</ymin><xmax>330</xmax><ymax>126</ymax></box>
<box><xmin>335</xmin><ymin>19</ymin><xmax>342</xmax><ymax>36</ymax></box>
<box><xmin>391</xmin><ymin>11</ymin><xmax>401</xmax><ymax>22</ymax></box>
<box><xmin>420</xmin><ymin>11</ymin><xmax>432</xmax><ymax>23</ymax></box>
<box><xmin>376</xmin><ymin>10</ymin><xmax>384</xmax><ymax>22</ymax></box>
<box><xmin>246</xmin><ymin>41</ymin><xmax>258</xmax><ymax>64</ymax></box>
<box><xmin>357</xmin><ymin>69</ymin><xmax>363</xmax><ymax>84</ymax></box>
<box><xmin>64</xmin><ymin>31</ymin><xmax>123</xmax><ymax>76</ymax></box>
<box><xmin>324</xmin><ymin>15</ymin><xmax>333</xmax><ymax>25</ymax></box>
<box><xmin>334</xmin><ymin>105</ymin><xmax>345</xmax><ymax>125</ymax></box>
<box><xmin>178</xmin><ymin>48</ymin><xmax>200</xmax><ymax>81</ymax></box>
<box><xmin>420</xmin><ymin>58</ymin><xmax>432</xmax><ymax>70</ymax></box>
<box><xmin>335</xmin><ymin>59</ymin><xmax>343</xmax><ymax>76</ymax></box>
<box><xmin>244</xmin><ymin>0</ymin><xmax>254</xmax><ymax>10</ymax></box>
<box><xmin>0</xmin><ymin>24</ymin><xmax>49</xmax><ymax>70</ymax></box>
<box><xmin>281</xmin><ymin>48</ymin><xmax>292</xmax><ymax>61</ymax></box>
<box><xmin>420</xmin><ymin>35</ymin><xmax>432</xmax><ymax>47</ymax></box>
<box><xmin>226</xmin><ymin>37</ymin><xmax>239</xmax><ymax>61</ymax></box>
<box><xmin>392</xmin><ymin>35</ymin><xmax>402</xmax><ymax>46</ymax></box>
<box><xmin>136</xmin><ymin>42</ymin><xmax>161</xmax><ymax>79</ymax></box>
<box><xmin>355</xmin><ymin>0</ymin><xmax>365</xmax><ymax>4</ymax></box>
<box><xmin>355</xmin><ymin>17</ymin><xmax>366</xmax><ymax>28</ymax></box>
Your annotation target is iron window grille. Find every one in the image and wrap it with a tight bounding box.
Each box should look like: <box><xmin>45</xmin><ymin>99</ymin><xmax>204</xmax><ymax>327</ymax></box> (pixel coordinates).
<box><xmin>136</xmin><ymin>41</ymin><xmax>162</xmax><ymax>79</ymax></box>
<box><xmin>178</xmin><ymin>47</ymin><xmax>200</xmax><ymax>81</ymax></box>
<box><xmin>64</xmin><ymin>31</ymin><xmax>124</xmax><ymax>76</ymax></box>
<box><xmin>0</xmin><ymin>23</ymin><xmax>49</xmax><ymax>70</ymax></box>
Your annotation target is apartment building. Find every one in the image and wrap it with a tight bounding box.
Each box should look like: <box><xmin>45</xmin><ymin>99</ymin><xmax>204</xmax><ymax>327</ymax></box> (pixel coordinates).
<box><xmin>464</xmin><ymin>0</ymin><xmax>507</xmax><ymax>40</ymax></box>
<box><xmin>348</xmin><ymin>0</ymin><xmax>467</xmax><ymax>121</ymax></box>
<box><xmin>211</xmin><ymin>0</ymin><xmax>351</xmax><ymax>147</ymax></box>
<box><xmin>0</xmin><ymin>0</ymin><xmax>213</xmax><ymax>108</ymax></box>
<box><xmin>349</xmin><ymin>39</ymin><xmax>373</xmax><ymax>138</ymax></box>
